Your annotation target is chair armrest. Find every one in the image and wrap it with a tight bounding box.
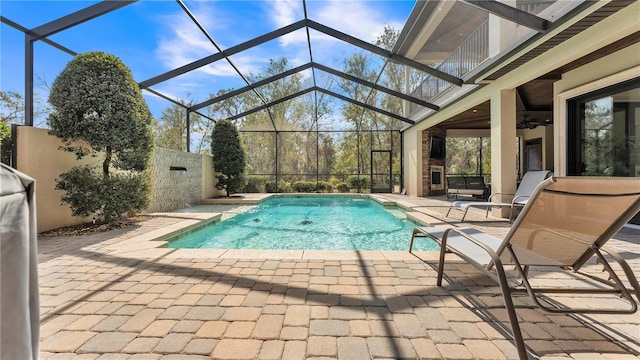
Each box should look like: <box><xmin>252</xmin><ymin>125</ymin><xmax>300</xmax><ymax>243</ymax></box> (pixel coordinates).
<box><xmin>511</xmin><ymin>195</ymin><xmax>530</xmax><ymax>206</ymax></box>
<box><xmin>488</xmin><ymin>192</ymin><xmax>514</xmax><ymax>202</ymax></box>
<box><xmin>439</xmin><ymin>227</ymin><xmax>503</xmax><ymax>269</ymax></box>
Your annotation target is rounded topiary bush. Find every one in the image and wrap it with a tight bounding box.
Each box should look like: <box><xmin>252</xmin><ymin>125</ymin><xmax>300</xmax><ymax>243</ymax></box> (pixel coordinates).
<box><xmin>48</xmin><ymin>51</ymin><xmax>153</xmax><ymax>222</ymax></box>
<box><xmin>211</xmin><ymin>119</ymin><xmax>246</xmax><ymax>197</ymax></box>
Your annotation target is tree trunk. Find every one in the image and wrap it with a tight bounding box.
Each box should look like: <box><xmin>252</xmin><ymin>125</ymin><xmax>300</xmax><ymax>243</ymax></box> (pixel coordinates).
<box><xmin>103</xmin><ymin>146</ymin><xmax>112</xmax><ymax>179</ymax></box>
<box><xmin>103</xmin><ymin>146</ymin><xmax>112</xmax><ymax>222</ymax></box>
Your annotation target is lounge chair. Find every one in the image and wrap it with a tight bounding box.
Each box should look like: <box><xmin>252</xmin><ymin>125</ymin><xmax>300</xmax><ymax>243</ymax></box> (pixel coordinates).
<box><xmin>446</xmin><ymin>170</ymin><xmax>550</xmax><ymax>222</ymax></box>
<box><xmin>410</xmin><ymin>176</ymin><xmax>640</xmax><ymax>359</ymax></box>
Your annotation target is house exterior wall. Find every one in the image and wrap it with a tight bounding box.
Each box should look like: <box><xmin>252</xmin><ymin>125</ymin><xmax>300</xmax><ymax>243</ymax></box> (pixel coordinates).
<box><xmin>554</xmin><ymin>45</ymin><xmax>640</xmax><ymax>176</ymax></box>
<box><xmin>402</xmin><ymin>1</ymin><xmax>640</xmax><ymax>196</ymax></box>
<box><xmin>523</xmin><ymin>125</ymin><xmax>554</xmax><ymax>174</ymax></box>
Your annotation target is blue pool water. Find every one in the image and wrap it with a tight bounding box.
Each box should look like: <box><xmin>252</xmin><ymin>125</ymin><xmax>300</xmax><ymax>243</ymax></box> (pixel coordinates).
<box><xmin>168</xmin><ymin>196</ymin><xmax>437</xmax><ymax>251</ymax></box>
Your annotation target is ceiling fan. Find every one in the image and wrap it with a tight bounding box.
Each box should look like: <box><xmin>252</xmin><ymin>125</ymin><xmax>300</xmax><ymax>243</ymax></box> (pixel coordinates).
<box><xmin>518</xmin><ymin>115</ymin><xmax>549</xmax><ymax>129</ymax></box>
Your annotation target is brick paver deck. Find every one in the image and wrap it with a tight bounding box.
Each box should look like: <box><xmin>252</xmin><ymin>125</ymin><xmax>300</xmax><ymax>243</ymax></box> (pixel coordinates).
<box><xmin>37</xmin><ymin>194</ymin><xmax>640</xmax><ymax>359</ymax></box>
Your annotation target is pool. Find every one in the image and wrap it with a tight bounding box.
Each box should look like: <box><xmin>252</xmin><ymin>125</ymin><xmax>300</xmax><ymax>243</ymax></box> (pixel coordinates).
<box><xmin>168</xmin><ymin>196</ymin><xmax>438</xmax><ymax>251</ymax></box>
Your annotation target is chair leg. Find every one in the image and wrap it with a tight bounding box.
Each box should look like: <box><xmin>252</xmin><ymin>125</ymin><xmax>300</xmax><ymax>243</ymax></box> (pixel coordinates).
<box><xmin>409</xmin><ymin>231</ymin><xmax>417</xmax><ymax>253</ymax></box>
<box><xmin>409</xmin><ymin>230</ymin><xmax>429</xmax><ymax>253</ymax></box>
<box><xmin>446</xmin><ymin>206</ymin><xmax>453</xmax><ymax>217</ymax></box>
<box><xmin>494</xmin><ymin>260</ymin><xmax>529</xmax><ymax>360</ymax></box>
<box><xmin>436</xmin><ymin>242</ymin><xmax>447</xmax><ymax>287</ymax></box>
<box><xmin>460</xmin><ymin>208</ymin><xmax>469</xmax><ymax>222</ymax></box>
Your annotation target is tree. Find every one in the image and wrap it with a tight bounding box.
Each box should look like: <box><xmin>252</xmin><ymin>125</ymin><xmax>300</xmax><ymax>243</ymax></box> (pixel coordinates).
<box><xmin>211</xmin><ymin>119</ymin><xmax>246</xmax><ymax>196</ymax></box>
<box><xmin>446</xmin><ymin>137</ymin><xmax>480</xmax><ymax>175</ymax></box>
<box><xmin>153</xmin><ymin>101</ymin><xmax>201</xmax><ymax>152</ymax></box>
<box><xmin>48</xmin><ymin>51</ymin><xmax>154</xmax><ymax>222</ymax></box>
<box><xmin>0</xmin><ymin>90</ymin><xmax>50</xmax><ymax>127</ymax></box>
<box><xmin>0</xmin><ymin>120</ymin><xmax>11</xmax><ymax>165</ymax></box>
<box><xmin>199</xmin><ymin>88</ymin><xmax>247</xmax><ymax>154</ymax></box>
<box><xmin>0</xmin><ymin>121</ymin><xmax>9</xmax><ymax>146</ymax></box>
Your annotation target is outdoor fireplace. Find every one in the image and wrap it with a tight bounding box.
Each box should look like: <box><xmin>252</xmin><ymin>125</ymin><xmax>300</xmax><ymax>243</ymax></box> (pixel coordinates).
<box><xmin>430</xmin><ymin>165</ymin><xmax>444</xmax><ymax>190</ymax></box>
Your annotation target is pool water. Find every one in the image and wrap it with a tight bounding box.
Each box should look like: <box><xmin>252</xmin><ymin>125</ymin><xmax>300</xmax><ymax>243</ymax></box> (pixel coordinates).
<box><xmin>168</xmin><ymin>196</ymin><xmax>437</xmax><ymax>251</ymax></box>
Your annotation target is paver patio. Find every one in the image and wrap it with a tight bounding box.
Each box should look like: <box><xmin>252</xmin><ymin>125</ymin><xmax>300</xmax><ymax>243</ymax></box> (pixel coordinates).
<box><xmin>37</xmin><ymin>194</ymin><xmax>640</xmax><ymax>359</ymax></box>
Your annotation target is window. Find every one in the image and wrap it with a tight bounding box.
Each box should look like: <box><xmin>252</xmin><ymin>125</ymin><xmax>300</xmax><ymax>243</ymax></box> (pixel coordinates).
<box><xmin>567</xmin><ymin>78</ymin><xmax>640</xmax><ymax>177</ymax></box>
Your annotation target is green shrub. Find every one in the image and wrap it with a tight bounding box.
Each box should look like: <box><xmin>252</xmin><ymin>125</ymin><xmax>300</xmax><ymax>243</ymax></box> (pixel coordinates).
<box><xmin>0</xmin><ymin>121</ymin><xmax>12</xmax><ymax>165</ymax></box>
<box><xmin>347</xmin><ymin>175</ymin><xmax>368</xmax><ymax>192</ymax></box>
<box><xmin>316</xmin><ymin>181</ymin><xmax>333</xmax><ymax>193</ymax></box>
<box><xmin>211</xmin><ymin>119</ymin><xmax>246</xmax><ymax>196</ymax></box>
<box><xmin>48</xmin><ymin>51</ymin><xmax>153</xmax><ymax>222</ymax></box>
<box><xmin>265</xmin><ymin>181</ymin><xmax>276</xmax><ymax>193</ymax></box>
<box><xmin>244</xmin><ymin>175</ymin><xmax>266</xmax><ymax>193</ymax></box>
<box><xmin>280</xmin><ymin>182</ymin><xmax>292</xmax><ymax>193</ymax></box>
<box><xmin>265</xmin><ymin>181</ymin><xmax>292</xmax><ymax>193</ymax></box>
<box><xmin>292</xmin><ymin>181</ymin><xmax>316</xmax><ymax>193</ymax></box>
<box><xmin>336</xmin><ymin>182</ymin><xmax>350</xmax><ymax>193</ymax></box>
<box><xmin>56</xmin><ymin>167</ymin><xmax>150</xmax><ymax>221</ymax></box>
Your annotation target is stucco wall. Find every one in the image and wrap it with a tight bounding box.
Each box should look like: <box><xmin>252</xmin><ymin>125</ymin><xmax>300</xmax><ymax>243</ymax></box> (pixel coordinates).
<box><xmin>402</xmin><ymin>129</ymin><xmax>421</xmax><ymax>196</ymax></box>
<box><xmin>202</xmin><ymin>155</ymin><xmax>226</xmax><ymax>200</ymax></box>
<box><xmin>15</xmin><ymin>126</ymin><xmax>94</xmax><ymax>232</ymax></box>
<box><xmin>14</xmin><ymin>127</ymin><xmax>221</xmax><ymax>232</ymax></box>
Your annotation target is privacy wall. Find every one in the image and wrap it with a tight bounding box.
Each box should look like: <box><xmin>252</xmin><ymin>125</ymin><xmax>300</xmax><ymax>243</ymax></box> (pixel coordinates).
<box><xmin>15</xmin><ymin>126</ymin><xmax>219</xmax><ymax>232</ymax></box>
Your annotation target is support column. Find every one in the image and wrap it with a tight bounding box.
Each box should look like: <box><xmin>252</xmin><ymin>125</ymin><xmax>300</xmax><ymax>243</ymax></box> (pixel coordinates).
<box><xmin>402</xmin><ymin>129</ymin><xmax>421</xmax><ymax>196</ymax></box>
<box><xmin>186</xmin><ymin>110</ymin><xmax>191</xmax><ymax>152</ymax></box>
<box><xmin>490</xmin><ymin>89</ymin><xmax>518</xmax><ymax>218</ymax></box>
<box><xmin>24</xmin><ymin>35</ymin><xmax>34</xmax><ymax>126</ymax></box>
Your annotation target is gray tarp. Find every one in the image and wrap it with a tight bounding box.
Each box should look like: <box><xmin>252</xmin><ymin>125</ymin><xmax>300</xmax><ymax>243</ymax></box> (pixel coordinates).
<box><xmin>1</xmin><ymin>163</ymin><xmax>39</xmax><ymax>359</ymax></box>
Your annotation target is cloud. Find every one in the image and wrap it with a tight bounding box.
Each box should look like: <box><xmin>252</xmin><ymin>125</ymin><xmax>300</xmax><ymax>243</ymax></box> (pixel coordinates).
<box><xmin>155</xmin><ymin>7</ymin><xmax>217</xmax><ymax>71</ymax></box>
<box><xmin>263</xmin><ymin>0</ymin><xmax>407</xmax><ymax>68</ymax></box>
<box><xmin>270</xmin><ymin>0</ymin><xmax>302</xmax><ymax>27</ymax></box>
<box><xmin>152</xmin><ymin>0</ymin><xmax>408</xmax><ymax>104</ymax></box>
<box><xmin>266</xmin><ymin>0</ymin><xmax>405</xmax><ymax>47</ymax></box>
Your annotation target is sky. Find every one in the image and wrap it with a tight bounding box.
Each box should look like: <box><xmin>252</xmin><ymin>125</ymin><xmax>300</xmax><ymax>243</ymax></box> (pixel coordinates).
<box><xmin>1</xmin><ymin>0</ymin><xmax>417</xmax><ymax>125</ymax></box>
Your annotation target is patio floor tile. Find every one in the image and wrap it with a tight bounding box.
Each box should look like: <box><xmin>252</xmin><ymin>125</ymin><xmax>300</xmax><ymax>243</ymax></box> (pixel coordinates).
<box><xmin>34</xmin><ymin>194</ymin><xmax>640</xmax><ymax>359</ymax></box>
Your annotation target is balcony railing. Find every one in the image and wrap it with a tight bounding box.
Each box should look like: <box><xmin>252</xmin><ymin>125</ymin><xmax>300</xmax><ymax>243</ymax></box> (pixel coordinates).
<box><xmin>409</xmin><ymin>19</ymin><xmax>489</xmax><ymax>114</ymax></box>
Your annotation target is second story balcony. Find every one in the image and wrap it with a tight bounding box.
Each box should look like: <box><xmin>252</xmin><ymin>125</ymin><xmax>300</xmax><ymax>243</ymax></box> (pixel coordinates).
<box><xmin>400</xmin><ymin>0</ymin><xmax>577</xmax><ymax>116</ymax></box>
